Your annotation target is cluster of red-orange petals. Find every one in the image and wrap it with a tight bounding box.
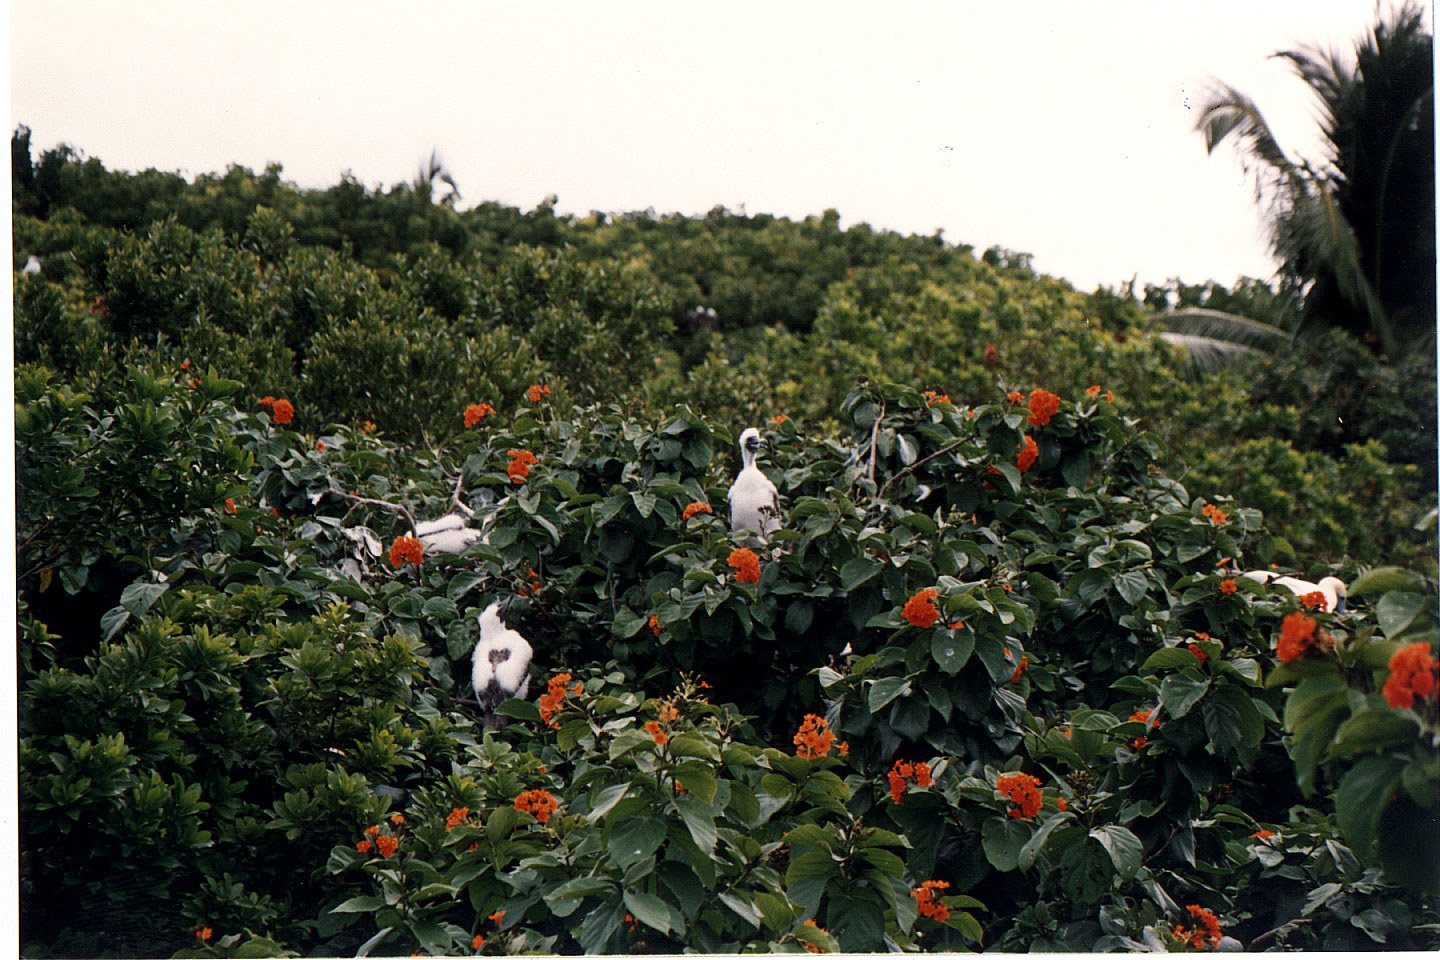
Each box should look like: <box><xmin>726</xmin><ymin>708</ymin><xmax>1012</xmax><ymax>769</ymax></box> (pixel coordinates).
<box><xmin>389</xmin><ymin>535</ymin><xmax>424</xmax><ymax>568</ymax></box>
<box><xmin>911</xmin><ymin>880</ymin><xmax>951</xmax><ymax>922</ymax></box>
<box><xmin>527</xmin><ymin>383</ymin><xmax>552</xmax><ymax>403</ymax></box>
<box><xmin>1219</xmin><ymin>578</ymin><xmax>1238</xmax><ymax>595</ymax></box>
<box><xmin>1027</xmin><ymin>389</ymin><xmax>1060</xmax><ymax>426</ymax></box>
<box><xmin>1016</xmin><ymin>434</ymin><xmax>1039</xmax><ymax>473</ymax></box>
<box><xmin>472</xmin><ymin>934</ymin><xmax>486</xmax><ymax>950</ymax></box>
<box><xmin>801</xmin><ymin>917</ymin><xmax>828</xmax><ymax>953</ymax></box>
<box><xmin>645</xmin><ymin>720</ymin><xmax>668</xmax><ymax>746</ymax></box>
<box><xmin>194</xmin><ymin>926</ymin><xmax>213</xmax><ymax>942</ymax></box>
<box><xmin>1383</xmin><ymin>642</ymin><xmax>1439</xmax><ymax>710</ymax></box>
<box><xmin>1187</xmin><ymin>643</ymin><xmax>1208</xmax><ymax>664</ymax></box>
<box><xmin>506</xmin><ymin>449</ymin><xmax>539</xmax><ymax>483</ymax></box>
<box><xmin>1298</xmin><ymin>591</ymin><xmax>1327</xmax><ymax>610</ymax></box>
<box><xmin>682</xmin><ymin>501</ymin><xmax>713</xmax><ymax>521</ymax></box>
<box><xmin>888</xmin><ymin>759</ymin><xmax>934</xmax><ymax>804</ymax></box>
<box><xmin>923</xmin><ymin>389</ymin><xmax>951</xmax><ymax>406</ymax></box>
<box><xmin>648</xmin><ymin>614</ymin><xmax>661</xmax><ymax>637</ymax></box>
<box><xmin>514</xmin><ymin>789</ymin><xmax>559</xmax><ymax>824</ymax></box>
<box><xmin>464</xmin><ymin>402</ymin><xmax>496</xmax><ymax>427</ymax></box>
<box><xmin>1248</xmin><ymin>829</ymin><xmax>1277</xmax><ymax>841</ymax></box>
<box><xmin>769</xmin><ymin>413</ymin><xmax>789</xmax><ymax>425</ymax></box>
<box><xmin>1172</xmin><ymin>904</ymin><xmax>1222</xmax><ymax>950</ymax></box>
<box><xmin>538</xmin><ymin>672</ymin><xmax>583</xmax><ymax>729</ymax></box>
<box><xmin>1129</xmin><ymin>708</ymin><xmax>1155</xmax><ymax>750</ymax></box>
<box><xmin>901</xmin><ymin>588</ymin><xmax>941</xmax><ymax>628</ymax></box>
<box><xmin>794</xmin><ymin>713</ymin><xmax>838</xmax><ymax>759</ymax></box>
<box><xmin>727</xmin><ymin>547</ymin><xmax>761</xmax><ymax>584</ymax></box>
<box><xmin>1006</xmin><ymin>390</ymin><xmax>1025</xmax><ymax>404</ymax></box>
<box><xmin>445</xmin><ymin>806</ymin><xmax>471</xmax><ymax>830</ymax></box>
<box><xmin>1201</xmin><ymin>503</ymin><xmax>1228</xmax><ymax>525</ymax></box>
<box><xmin>995</xmin><ymin>771</ymin><xmax>1043</xmax><ymax>819</ymax></box>
<box><xmin>1276</xmin><ymin>611</ymin><xmax>1332</xmax><ymax>663</ymax></box>
<box><xmin>1009</xmin><ymin>655</ymin><xmax>1030</xmax><ymax>683</ymax></box>
<box><xmin>519</xmin><ymin>567</ymin><xmax>541</xmax><ymax>597</ymax></box>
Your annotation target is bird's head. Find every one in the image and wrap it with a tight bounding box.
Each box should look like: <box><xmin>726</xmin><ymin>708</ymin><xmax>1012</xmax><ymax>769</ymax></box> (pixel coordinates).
<box><xmin>1319</xmin><ymin>576</ymin><xmax>1348</xmax><ymax>613</ymax></box>
<box><xmin>478</xmin><ymin>600</ymin><xmax>507</xmax><ymax>636</ymax></box>
<box><xmin>739</xmin><ymin>427</ymin><xmax>764</xmax><ymax>457</ymax></box>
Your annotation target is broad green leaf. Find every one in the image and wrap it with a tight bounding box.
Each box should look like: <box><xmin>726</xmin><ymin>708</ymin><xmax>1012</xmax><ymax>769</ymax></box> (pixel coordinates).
<box><xmin>1335</xmin><ymin>755</ymin><xmax>1405</xmax><ymax>863</ymax></box>
<box><xmin>1327</xmin><ymin>708</ymin><xmax>1419</xmax><ymax>762</ymax></box>
<box><xmin>1089</xmin><ymin>825</ymin><xmax>1143</xmax><ymax>879</ymax></box>
<box><xmin>981</xmin><ymin>817</ymin><xmax>1030</xmax><ymax>871</ymax></box>
<box><xmin>1348</xmin><ymin>567</ymin><xmax>1427</xmax><ymax>597</ymax></box>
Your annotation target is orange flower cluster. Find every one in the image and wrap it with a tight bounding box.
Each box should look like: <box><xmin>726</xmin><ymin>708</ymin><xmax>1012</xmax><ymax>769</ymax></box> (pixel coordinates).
<box><xmin>538</xmin><ymin>672</ymin><xmax>583</xmax><ymax>729</ymax></box>
<box><xmin>527</xmin><ymin>383</ymin><xmax>551</xmax><ymax>403</ymax></box>
<box><xmin>355</xmin><ymin>839</ymin><xmax>372</xmax><ymax>853</ymax></box>
<box><xmin>472</xmin><ymin>933</ymin><xmax>486</xmax><ymax>950</ymax></box>
<box><xmin>375</xmin><ymin>835</ymin><xmax>398</xmax><ymax>858</ymax></box>
<box><xmin>995</xmin><ymin>771</ymin><xmax>1043</xmax><ymax>819</ymax></box>
<box><xmin>1027</xmin><ymin>388</ymin><xmax>1060</xmax><ymax>426</ymax></box>
<box><xmin>1201</xmin><ymin>503</ymin><xmax>1228</xmax><ymax>525</ymax></box>
<box><xmin>1006</xmin><ymin>390</ymin><xmax>1024</xmax><ymax>404</ymax></box>
<box><xmin>923</xmin><ymin>389</ymin><xmax>951</xmax><ymax>406</ymax></box>
<box><xmin>645</xmin><ymin>720</ymin><xmax>669</xmax><ymax>746</ymax></box>
<box><xmin>194</xmin><ymin>926</ymin><xmax>212</xmax><ymax>942</ymax></box>
<box><xmin>888</xmin><ymin>759</ymin><xmax>933</xmax><ymax>804</ymax></box>
<box><xmin>506</xmin><ymin>449</ymin><xmax>539</xmax><ymax>483</ymax></box>
<box><xmin>224</xmin><ymin>497</ymin><xmax>236</xmax><ymax>514</ymax></box>
<box><xmin>1016</xmin><ymin>434</ymin><xmax>1039</xmax><ymax>473</ymax></box>
<box><xmin>1086</xmin><ymin>384</ymin><xmax>1101</xmax><ymax>396</ymax></box>
<box><xmin>520</xmin><ymin>567</ymin><xmax>541</xmax><ymax>597</ymax></box>
<box><xmin>727</xmin><ymin>547</ymin><xmax>761</xmax><ymax>584</ymax></box>
<box><xmin>445</xmin><ymin>806</ymin><xmax>470</xmax><ymax>830</ymax></box>
<box><xmin>514</xmin><ymin>789</ymin><xmax>559</xmax><ymax>824</ymax></box>
<box><xmin>1173</xmin><ymin>904</ymin><xmax>1222</xmax><ymax>950</ymax></box>
<box><xmin>1383</xmin><ymin>642</ymin><xmax>1438</xmax><ymax>710</ymax></box>
<box><xmin>1219</xmin><ymin>578</ymin><xmax>1238</xmax><ymax>595</ymax></box>
<box><xmin>273</xmin><ymin>399</ymin><xmax>295</xmax><ymax>424</ymax></box>
<box><xmin>1187</xmin><ymin>643</ymin><xmax>1208</xmax><ymax>664</ymax></box>
<box><xmin>1009</xmin><ymin>655</ymin><xmax>1030</xmax><ymax>683</ymax></box>
<box><xmin>488</xmin><ymin>910</ymin><xmax>506</xmax><ymax>927</ymax></box>
<box><xmin>390</xmin><ymin>813</ymin><xmax>405</xmax><ymax>825</ymax></box>
<box><xmin>1276</xmin><ymin>611</ymin><xmax>1332</xmax><ymax>663</ymax></box>
<box><xmin>901</xmin><ymin>588</ymin><xmax>941</xmax><ymax>628</ymax></box>
<box><xmin>794</xmin><ymin>713</ymin><xmax>837</xmax><ymax>759</ymax></box>
<box><xmin>648</xmin><ymin>614</ymin><xmax>661</xmax><ymax>637</ymax></box>
<box><xmin>464</xmin><ymin>402</ymin><xmax>496</xmax><ymax>427</ymax></box>
<box><xmin>769</xmin><ymin>413</ymin><xmax>789</xmax><ymax>425</ymax></box>
<box><xmin>1249</xmin><ymin>829</ymin><xmax>1276</xmax><ymax>841</ymax></box>
<box><xmin>1129</xmin><ymin>708</ymin><xmax>1154</xmax><ymax>750</ymax></box>
<box><xmin>682</xmin><ymin>501</ymin><xmax>713</xmax><ymax>521</ymax></box>
<box><xmin>910</xmin><ymin>880</ymin><xmax>951</xmax><ymax>922</ymax></box>
<box><xmin>363</xmin><ymin>420</ymin><xmax>375</xmax><ymax>433</ymax></box>
<box><xmin>1298</xmin><ymin>591</ymin><xmax>1326</xmax><ymax>610</ymax></box>
<box><xmin>389</xmin><ymin>535</ymin><xmax>424</xmax><ymax>568</ymax></box>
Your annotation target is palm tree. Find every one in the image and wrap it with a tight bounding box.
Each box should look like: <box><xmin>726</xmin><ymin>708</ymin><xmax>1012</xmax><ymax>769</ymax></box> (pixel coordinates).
<box><xmin>1196</xmin><ymin>2</ymin><xmax>1434</xmax><ymax>361</ymax></box>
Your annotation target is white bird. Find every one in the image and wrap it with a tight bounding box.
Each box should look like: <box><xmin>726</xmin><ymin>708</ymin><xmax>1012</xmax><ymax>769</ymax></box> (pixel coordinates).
<box><xmin>472</xmin><ymin>601</ymin><xmax>532</xmax><ymax>720</ymax></box>
<box><xmin>1241</xmin><ymin>571</ymin><xmax>1348</xmax><ymax>613</ymax></box>
<box><xmin>727</xmin><ymin>427</ymin><xmax>781</xmax><ymax>546</ymax></box>
<box><xmin>415</xmin><ymin>513</ymin><xmax>485</xmax><ymax>554</ymax></box>
<box><xmin>21</xmin><ymin>255</ymin><xmax>41</xmax><ymax>275</ymax></box>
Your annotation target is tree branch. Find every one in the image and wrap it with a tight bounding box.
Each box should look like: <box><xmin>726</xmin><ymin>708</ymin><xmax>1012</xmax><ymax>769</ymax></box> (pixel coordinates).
<box><xmin>326</xmin><ymin>478</ymin><xmax>418</xmax><ymax>534</ymax></box>
<box><xmin>876</xmin><ymin>439</ymin><xmax>966</xmax><ymax>502</ymax></box>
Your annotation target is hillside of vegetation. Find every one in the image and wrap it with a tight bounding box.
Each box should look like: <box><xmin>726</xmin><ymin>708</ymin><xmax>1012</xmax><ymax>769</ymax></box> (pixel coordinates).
<box><xmin>14</xmin><ymin>135</ymin><xmax>1438</xmax><ymax>957</ymax></box>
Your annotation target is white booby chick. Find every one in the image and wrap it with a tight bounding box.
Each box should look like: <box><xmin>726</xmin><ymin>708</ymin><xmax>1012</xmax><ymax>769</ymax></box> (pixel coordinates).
<box><xmin>1241</xmin><ymin>571</ymin><xmax>1347</xmax><ymax>613</ymax></box>
<box><xmin>21</xmin><ymin>255</ymin><xmax>41</xmax><ymax>275</ymax></box>
<box><xmin>472</xmin><ymin>601</ymin><xmax>532</xmax><ymax>718</ymax></box>
<box><xmin>727</xmin><ymin>427</ymin><xmax>781</xmax><ymax>546</ymax></box>
<box><xmin>416</xmin><ymin>513</ymin><xmax>484</xmax><ymax>554</ymax></box>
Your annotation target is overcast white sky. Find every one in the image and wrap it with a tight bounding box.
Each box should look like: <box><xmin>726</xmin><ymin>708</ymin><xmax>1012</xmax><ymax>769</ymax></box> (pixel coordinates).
<box><xmin>8</xmin><ymin>1</ymin><xmax>1426</xmax><ymax>291</ymax></box>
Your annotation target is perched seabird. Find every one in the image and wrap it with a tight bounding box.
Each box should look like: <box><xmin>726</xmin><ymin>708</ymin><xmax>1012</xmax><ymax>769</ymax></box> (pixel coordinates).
<box><xmin>21</xmin><ymin>255</ymin><xmax>41</xmax><ymax>275</ymax></box>
<box><xmin>415</xmin><ymin>513</ymin><xmax>484</xmax><ymax>554</ymax></box>
<box><xmin>472</xmin><ymin>601</ymin><xmax>532</xmax><ymax>721</ymax></box>
<box><xmin>1241</xmin><ymin>571</ymin><xmax>1347</xmax><ymax>613</ymax></box>
<box><xmin>727</xmin><ymin>427</ymin><xmax>781</xmax><ymax>546</ymax></box>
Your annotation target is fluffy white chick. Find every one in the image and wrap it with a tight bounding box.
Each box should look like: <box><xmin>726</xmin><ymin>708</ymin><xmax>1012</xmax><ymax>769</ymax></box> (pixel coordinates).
<box><xmin>1241</xmin><ymin>571</ymin><xmax>1348</xmax><ymax>613</ymax></box>
<box><xmin>472</xmin><ymin>601</ymin><xmax>532</xmax><ymax>719</ymax></box>
<box><xmin>416</xmin><ymin>513</ymin><xmax>485</xmax><ymax>554</ymax></box>
<box><xmin>727</xmin><ymin>427</ymin><xmax>781</xmax><ymax>546</ymax></box>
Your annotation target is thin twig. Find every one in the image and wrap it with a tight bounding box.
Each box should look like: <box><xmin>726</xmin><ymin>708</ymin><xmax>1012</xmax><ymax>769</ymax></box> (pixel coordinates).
<box><xmin>1249</xmin><ymin>917</ymin><xmax>1312</xmax><ymax>950</ymax></box>
<box><xmin>449</xmin><ymin>470</ymin><xmax>475</xmax><ymax>517</ymax></box>
<box><xmin>326</xmin><ymin>478</ymin><xmax>418</xmax><ymax>534</ymax></box>
<box><xmin>876</xmin><ymin>438</ymin><xmax>966</xmax><ymax>502</ymax></box>
<box><xmin>865</xmin><ymin>401</ymin><xmax>886</xmax><ymax>485</ymax></box>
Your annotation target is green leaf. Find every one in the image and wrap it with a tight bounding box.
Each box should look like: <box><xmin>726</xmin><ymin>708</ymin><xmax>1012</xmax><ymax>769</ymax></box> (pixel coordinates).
<box><xmin>1018</xmin><ymin>812</ymin><xmax>1073</xmax><ymax>870</ymax></box>
<box><xmin>1348</xmin><ymin>567</ymin><xmax>1427</xmax><ymax>597</ymax></box>
<box><xmin>1158</xmin><ymin>672</ymin><xmax>1209</xmax><ymax>719</ymax></box>
<box><xmin>981</xmin><ymin>817</ymin><xmax>1030</xmax><ymax>872</ymax></box>
<box><xmin>867</xmin><ymin>676</ymin><xmax>910</xmax><ymax>713</ymax></box>
<box><xmin>717</xmin><ymin>890</ymin><xmax>762</xmax><ymax>929</ymax></box>
<box><xmin>609</xmin><ymin>818</ymin><xmax>666</xmax><ymax>869</ymax></box>
<box><xmin>1139</xmin><ymin>647</ymin><xmax>1202</xmax><ymax>675</ymax></box>
<box><xmin>1114</xmin><ymin>570</ymin><xmax>1148</xmax><ymax>606</ymax></box>
<box><xmin>546</xmin><ymin>876</ymin><xmax>616</xmax><ymax>901</ymax></box>
<box><xmin>674</xmin><ymin>795</ymin><xmax>717</xmax><ymax>855</ymax></box>
<box><xmin>119</xmin><ymin>580</ymin><xmax>169</xmax><ymax>617</ymax></box>
<box><xmin>1376</xmin><ymin>591</ymin><xmax>1426</xmax><ymax>640</ymax></box>
<box><xmin>1335</xmin><ymin>755</ymin><xmax>1405</xmax><ymax>863</ymax></box>
<box><xmin>930</xmin><ymin>630</ymin><xmax>974</xmax><ymax>674</ymax></box>
<box><xmin>623</xmin><ymin>889</ymin><xmax>671</xmax><ymax>935</ymax></box>
<box><xmin>840</xmin><ymin>558</ymin><xmax>881</xmax><ymax>592</ymax></box>
<box><xmin>1089</xmin><ymin>825</ymin><xmax>1143</xmax><ymax>879</ymax></box>
<box><xmin>330</xmin><ymin>894</ymin><xmax>387</xmax><ymax>913</ymax></box>
<box><xmin>494</xmin><ymin>698</ymin><xmax>541</xmax><ymax>722</ymax></box>
<box><xmin>485</xmin><ymin>805</ymin><xmax>518</xmax><ymax>841</ymax></box>
<box><xmin>1327</xmin><ymin>708</ymin><xmax>1420</xmax><ymax>762</ymax></box>
<box><xmin>673</xmin><ymin>762</ymin><xmax>718</xmax><ymax>806</ymax></box>
<box><xmin>588</xmin><ymin>783</ymin><xmax>632</xmax><ymax>822</ymax></box>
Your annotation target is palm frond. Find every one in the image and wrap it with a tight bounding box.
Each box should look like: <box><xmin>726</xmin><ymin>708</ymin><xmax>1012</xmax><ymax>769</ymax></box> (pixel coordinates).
<box><xmin>1194</xmin><ymin>84</ymin><xmax>1298</xmax><ymax>178</ymax></box>
<box><xmin>1161</xmin><ymin>307</ymin><xmax>1294</xmax><ymax>349</ymax></box>
<box><xmin>1155</xmin><ymin>332</ymin><xmax>1264</xmax><ymax>377</ymax></box>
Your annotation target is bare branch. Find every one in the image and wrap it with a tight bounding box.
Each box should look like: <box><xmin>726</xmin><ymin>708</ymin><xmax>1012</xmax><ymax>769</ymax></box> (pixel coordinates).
<box><xmin>326</xmin><ymin>478</ymin><xmax>418</xmax><ymax>534</ymax></box>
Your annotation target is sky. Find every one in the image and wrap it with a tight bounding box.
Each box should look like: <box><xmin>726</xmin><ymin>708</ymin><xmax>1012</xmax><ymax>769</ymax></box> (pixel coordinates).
<box><xmin>8</xmin><ymin>0</ymin><xmax>1427</xmax><ymax>292</ymax></box>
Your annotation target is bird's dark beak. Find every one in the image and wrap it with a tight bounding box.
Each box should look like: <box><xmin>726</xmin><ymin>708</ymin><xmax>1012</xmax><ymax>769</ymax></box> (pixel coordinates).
<box><xmin>1334</xmin><ymin>596</ymin><xmax>1347</xmax><ymax>615</ymax></box>
<box><xmin>499</xmin><ymin>595</ymin><xmax>514</xmax><ymax>618</ymax></box>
